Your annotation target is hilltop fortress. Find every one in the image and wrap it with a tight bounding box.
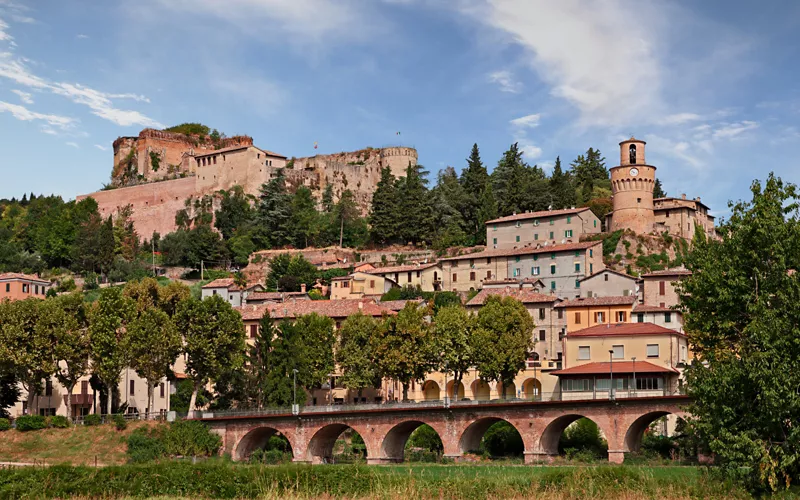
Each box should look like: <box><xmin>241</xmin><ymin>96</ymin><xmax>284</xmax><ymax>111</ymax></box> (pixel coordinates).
<box><xmin>79</xmin><ymin>128</ymin><xmax>417</xmax><ymax>238</ymax></box>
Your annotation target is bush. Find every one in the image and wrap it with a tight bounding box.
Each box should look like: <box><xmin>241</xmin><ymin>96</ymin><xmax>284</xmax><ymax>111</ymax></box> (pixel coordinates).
<box><xmin>250</xmin><ymin>448</ymin><xmax>292</xmax><ymax>464</ymax></box>
<box><xmin>559</xmin><ymin>418</ymin><xmax>608</xmax><ymax>459</ymax></box>
<box><xmin>0</xmin><ymin>418</ymin><xmax>9</xmax><ymax>431</ymax></box>
<box><xmin>163</xmin><ymin>420</ymin><xmax>222</xmax><ymax>457</ymax></box>
<box><xmin>113</xmin><ymin>414</ymin><xmax>127</xmax><ymax>431</ymax></box>
<box><xmin>127</xmin><ymin>427</ymin><xmax>166</xmax><ymax>463</ymax></box>
<box><xmin>406</xmin><ymin>425</ymin><xmax>443</xmax><ymax>453</ymax></box>
<box><xmin>16</xmin><ymin>415</ymin><xmax>47</xmax><ymax>432</ymax></box>
<box><xmin>481</xmin><ymin>421</ymin><xmax>523</xmax><ymax>457</ymax></box>
<box><xmin>83</xmin><ymin>272</ymin><xmax>99</xmax><ymax>291</ymax></box>
<box><xmin>83</xmin><ymin>414</ymin><xmax>101</xmax><ymax>426</ymax></box>
<box><xmin>50</xmin><ymin>415</ymin><xmax>71</xmax><ymax>428</ymax></box>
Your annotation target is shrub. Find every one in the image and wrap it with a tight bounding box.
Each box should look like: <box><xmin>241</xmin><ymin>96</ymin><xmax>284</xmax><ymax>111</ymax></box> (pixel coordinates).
<box><xmin>0</xmin><ymin>418</ymin><xmax>9</xmax><ymax>431</ymax></box>
<box><xmin>83</xmin><ymin>414</ymin><xmax>101</xmax><ymax>426</ymax></box>
<box><xmin>481</xmin><ymin>421</ymin><xmax>523</xmax><ymax>457</ymax></box>
<box><xmin>163</xmin><ymin>420</ymin><xmax>222</xmax><ymax>457</ymax></box>
<box><xmin>113</xmin><ymin>414</ymin><xmax>127</xmax><ymax>431</ymax></box>
<box><xmin>406</xmin><ymin>424</ymin><xmax>443</xmax><ymax>453</ymax></box>
<box><xmin>127</xmin><ymin>427</ymin><xmax>166</xmax><ymax>463</ymax></box>
<box><xmin>250</xmin><ymin>448</ymin><xmax>292</xmax><ymax>465</ymax></box>
<box><xmin>50</xmin><ymin>415</ymin><xmax>71</xmax><ymax>428</ymax></box>
<box><xmin>16</xmin><ymin>415</ymin><xmax>47</xmax><ymax>432</ymax></box>
<box><xmin>559</xmin><ymin>418</ymin><xmax>608</xmax><ymax>459</ymax></box>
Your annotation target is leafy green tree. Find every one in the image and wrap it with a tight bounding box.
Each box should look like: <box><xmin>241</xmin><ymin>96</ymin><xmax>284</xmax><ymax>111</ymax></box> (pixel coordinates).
<box><xmin>321</xmin><ymin>184</ymin><xmax>335</xmax><ymax>213</ymax></box>
<box><xmin>158</xmin><ymin>281</ymin><xmax>191</xmax><ymax>318</ymax></box>
<box><xmin>433</xmin><ymin>305</ymin><xmax>476</xmax><ymax>399</ymax></box>
<box><xmin>570</xmin><ymin>148</ymin><xmax>608</xmax><ymax>205</ymax></box>
<box><xmin>246</xmin><ymin>313</ymin><xmax>278</xmax><ymax>408</ymax></box>
<box><xmin>336</xmin><ymin>313</ymin><xmax>381</xmax><ymax>400</ymax></box>
<box><xmin>333</xmin><ymin>190</ymin><xmax>365</xmax><ymax>248</ymax></box>
<box><xmin>113</xmin><ymin>204</ymin><xmax>139</xmax><ymax>261</ymax></box>
<box><xmin>431</xmin><ymin>167</ymin><xmax>469</xmax><ymax>249</ymax></box>
<box><xmin>127</xmin><ymin>307</ymin><xmax>182</xmax><ymax>413</ymax></box>
<box><xmin>266</xmin><ymin>253</ymin><xmax>318</xmax><ymax>292</ymax></box>
<box><xmin>292</xmin><ymin>313</ymin><xmax>336</xmax><ymax>392</ymax></box>
<box><xmin>680</xmin><ymin>174</ymin><xmax>800</xmax><ymax>492</ymax></box>
<box><xmin>290</xmin><ymin>186</ymin><xmax>321</xmax><ymax>248</ymax></box>
<box><xmin>254</xmin><ymin>169</ymin><xmax>293</xmax><ymax>248</ymax></box>
<box><xmin>0</xmin><ymin>367</ymin><xmax>20</xmax><ymax>419</ymax></box>
<box><xmin>123</xmin><ymin>277</ymin><xmax>162</xmax><ymax>313</ymax></box>
<box><xmin>369</xmin><ymin>167</ymin><xmax>400</xmax><ymax>245</ymax></box>
<box><xmin>372</xmin><ymin>303</ymin><xmax>434</xmax><ymax>400</ymax></box>
<box><xmin>473</xmin><ymin>296</ymin><xmax>534</xmax><ymax>399</ymax></box>
<box><xmin>214</xmin><ymin>186</ymin><xmax>253</xmax><ymax>240</ymax></box>
<box><xmin>89</xmin><ymin>287</ymin><xmax>136</xmax><ymax>414</ymax></box>
<box><xmin>175</xmin><ymin>295</ymin><xmax>245</xmax><ymax>413</ymax></box>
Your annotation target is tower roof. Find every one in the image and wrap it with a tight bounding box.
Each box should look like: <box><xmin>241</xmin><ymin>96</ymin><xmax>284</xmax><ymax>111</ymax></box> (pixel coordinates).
<box><xmin>619</xmin><ymin>137</ymin><xmax>646</xmax><ymax>145</ymax></box>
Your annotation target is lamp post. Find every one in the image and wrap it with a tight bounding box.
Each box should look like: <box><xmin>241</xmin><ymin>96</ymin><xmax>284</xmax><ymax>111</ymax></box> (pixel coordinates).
<box><xmin>533</xmin><ymin>355</ymin><xmax>538</xmax><ymax>401</ymax></box>
<box><xmin>608</xmin><ymin>350</ymin><xmax>614</xmax><ymax>400</ymax></box>
<box><xmin>292</xmin><ymin>369</ymin><xmax>299</xmax><ymax>415</ymax></box>
<box><xmin>444</xmin><ymin>370</ymin><xmax>449</xmax><ymax>408</ymax></box>
<box><xmin>631</xmin><ymin>357</ymin><xmax>637</xmax><ymax>397</ymax></box>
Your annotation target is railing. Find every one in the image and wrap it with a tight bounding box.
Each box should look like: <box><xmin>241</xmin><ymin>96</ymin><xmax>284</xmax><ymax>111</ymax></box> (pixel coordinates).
<box><xmin>192</xmin><ymin>388</ymin><xmax>687</xmax><ymax>420</ymax></box>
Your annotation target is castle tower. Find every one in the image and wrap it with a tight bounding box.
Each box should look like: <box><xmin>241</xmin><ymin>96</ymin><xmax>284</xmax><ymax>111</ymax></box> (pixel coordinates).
<box><xmin>609</xmin><ymin>138</ymin><xmax>656</xmax><ymax>234</ymax></box>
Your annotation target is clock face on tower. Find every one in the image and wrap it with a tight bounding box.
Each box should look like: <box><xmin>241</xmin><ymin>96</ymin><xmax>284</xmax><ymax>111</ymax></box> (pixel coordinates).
<box><xmin>629</xmin><ymin>168</ymin><xmax>639</xmax><ymax>177</ymax></box>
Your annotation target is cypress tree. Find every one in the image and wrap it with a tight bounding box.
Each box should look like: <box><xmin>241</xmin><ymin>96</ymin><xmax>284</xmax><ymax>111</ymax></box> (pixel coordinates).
<box><xmin>398</xmin><ymin>163</ymin><xmax>434</xmax><ymax>245</ymax></box>
<box><xmin>549</xmin><ymin>156</ymin><xmax>577</xmax><ymax>209</ymax></box>
<box><xmin>461</xmin><ymin>144</ymin><xmax>494</xmax><ymax>244</ymax></box>
<box><xmin>369</xmin><ymin>167</ymin><xmax>399</xmax><ymax>244</ymax></box>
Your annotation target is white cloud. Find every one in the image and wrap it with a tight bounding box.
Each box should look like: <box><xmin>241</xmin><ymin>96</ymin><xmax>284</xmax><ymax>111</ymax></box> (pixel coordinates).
<box><xmin>94</xmin><ymin>144</ymin><xmax>108</xmax><ymax>151</ymax></box>
<box><xmin>0</xmin><ymin>52</ymin><xmax>163</xmax><ymax>128</ymax></box>
<box><xmin>10</xmin><ymin>88</ymin><xmax>31</xmax><ymax>103</ymax></box>
<box><xmin>510</xmin><ymin>113</ymin><xmax>540</xmax><ymax>128</ymax></box>
<box><xmin>711</xmin><ymin>120</ymin><xmax>758</xmax><ymax>140</ymax></box>
<box><xmin>76</xmin><ymin>34</ymin><xmax>89</xmax><ymax>39</ymax></box>
<box><xmin>0</xmin><ymin>101</ymin><xmax>76</xmax><ymax>129</ymax></box>
<box><xmin>519</xmin><ymin>142</ymin><xmax>542</xmax><ymax>160</ymax></box>
<box><xmin>65</xmin><ymin>141</ymin><xmax>79</xmax><ymax>148</ymax></box>
<box><xmin>488</xmin><ymin>70</ymin><xmax>522</xmax><ymax>93</ymax></box>
<box><xmin>0</xmin><ymin>18</ymin><xmax>11</xmax><ymax>41</ymax></box>
<box><xmin>660</xmin><ymin>113</ymin><xmax>703</xmax><ymax>125</ymax></box>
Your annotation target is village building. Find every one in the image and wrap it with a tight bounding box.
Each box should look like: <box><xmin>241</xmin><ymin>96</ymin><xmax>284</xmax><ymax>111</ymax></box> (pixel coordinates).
<box><xmin>364</xmin><ymin>263</ymin><xmax>441</xmax><ymax>292</ymax></box>
<box><xmin>578</xmin><ymin>269</ymin><xmax>638</xmax><ymax>298</ymax></box>
<box><xmin>633</xmin><ymin>304</ymin><xmax>683</xmax><ymax>330</ymax></box>
<box><xmin>200</xmin><ymin>278</ymin><xmax>266</xmax><ymax>307</ymax></box>
<box><xmin>0</xmin><ymin>273</ymin><xmax>52</xmax><ymax>301</ymax></box>
<box><xmin>485</xmin><ymin>207</ymin><xmax>602</xmax><ymax>250</ymax></box>
<box><xmin>640</xmin><ymin>268</ymin><xmax>692</xmax><ymax>309</ymax></box>
<box><xmin>654</xmin><ymin>195</ymin><xmax>716</xmax><ymax>239</ymax></box>
<box><xmin>330</xmin><ymin>272</ymin><xmax>394</xmax><ymax>300</ymax></box>
<box><xmin>555</xmin><ymin>295</ymin><xmax>637</xmax><ymax>332</ymax></box>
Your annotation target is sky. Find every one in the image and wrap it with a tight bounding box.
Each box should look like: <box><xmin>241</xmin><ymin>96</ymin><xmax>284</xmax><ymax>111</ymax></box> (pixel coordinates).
<box><xmin>1</xmin><ymin>0</ymin><xmax>799</xmax><ymax>220</ymax></box>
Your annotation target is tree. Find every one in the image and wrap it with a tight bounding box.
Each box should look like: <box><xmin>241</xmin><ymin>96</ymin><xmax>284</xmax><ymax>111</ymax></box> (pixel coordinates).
<box><xmin>369</xmin><ymin>167</ymin><xmax>400</xmax><ymax>244</ymax></box>
<box><xmin>254</xmin><ymin>169</ymin><xmax>293</xmax><ymax>248</ymax></box>
<box><xmin>397</xmin><ymin>164</ymin><xmax>434</xmax><ymax>244</ymax></box>
<box><xmin>176</xmin><ymin>295</ymin><xmax>246</xmax><ymax>414</ymax></box>
<box><xmin>292</xmin><ymin>313</ymin><xmax>336</xmax><ymax>392</ymax></box>
<box><xmin>336</xmin><ymin>313</ymin><xmax>381</xmax><ymax>400</ymax></box>
<box><xmin>266</xmin><ymin>253</ymin><xmax>318</xmax><ymax>292</ymax></box>
<box><xmin>39</xmin><ymin>293</ymin><xmax>90</xmax><ymax>419</ymax></box>
<box><xmin>492</xmin><ymin>143</ymin><xmax>528</xmax><ymax>216</ymax></box>
<box><xmin>549</xmin><ymin>157</ymin><xmax>577</xmax><ymax>209</ymax></box>
<box><xmin>215</xmin><ymin>186</ymin><xmax>253</xmax><ymax>240</ymax></box>
<box><xmin>246</xmin><ymin>313</ymin><xmax>279</xmax><ymax>408</ymax></box>
<box><xmin>570</xmin><ymin>148</ymin><xmax>609</xmax><ymax>205</ymax></box>
<box><xmin>372</xmin><ymin>303</ymin><xmax>434</xmax><ymax>400</ymax></box>
<box><xmin>333</xmin><ymin>190</ymin><xmax>364</xmax><ymax>248</ymax></box>
<box><xmin>473</xmin><ymin>296</ymin><xmax>534</xmax><ymax>399</ymax></box>
<box><xmin>679</xmin><ymin>173</ymin><xmax>800</xmax><ymax>492</ymax></box>
<box><xmin>653</xmin><ymin>178</ymin><xmax>667</xmax><ymax>199</ymax></box>
<box><xmin>431</xmin><ymin>167</ymin><xmax>469</xmax><ymax>250</ymax></box>
<box><xmin>113</xmin><ymin>204</ymin><xmax>139</xmax><ymax>261</ymax></box>
<box><xmin>433</xmin><ymin>305</ymin><xmax>476</xmax><ymax>399</ymax></box>
<box><xmin>89</xmin><ymin>287</ymin><xmax>136</xmax><ymax>414</ymax></box>
<box><xmin>321</xmin><ymin>184</ymin><xmax>335</xmax><ymax>213</ymax></box>
<box><xmin>127</xmin><ymin>307</ymin><xmax>182</xmax><ymax>414</ymax></box>
<box><xmin>290</xmin><ymin>186</ymin><xmax>320</xmax><ymax>248</ymax></box>
<box><xmin>0</xmin><ymin>367</ymin><xmax>20</xmax><ymax>419</ymax></box>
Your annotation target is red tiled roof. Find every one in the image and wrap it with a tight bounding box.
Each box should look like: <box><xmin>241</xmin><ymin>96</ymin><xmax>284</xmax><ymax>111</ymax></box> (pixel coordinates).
<box><xmin>486</xmin><ymin>207</ymin><xmax>592</xmax><ymax>225</ymax></box>
<box><xmin>579</xmin><ymin>268</ymin><xmax>636</xmax><ymax>282</ymax></box>
<box><xmin>551</xmin><ymin>361</ymin><xmax>677</xmax><ymax>376</ymax></box>
<box><xmin>466</xmin><ymin>288</ymin><xmax>559</xmax><ymax>307</ymax></box>
<box><xmin>365</xmin><ymin>263</ymin><xmax>439</xmax><ymax>275</ymax></box>
<box><xmin>0</xmin><ymin>273</ymin><xmax>50</xmax><ymax>284</ymax></box>
<box><xmin>201</xmin><ymin>278</ymin><xmax>234</xmax><ymax>289</ymax></box>
<box><xmin>641</xmin><ymin>268</ymin><xmax>692</xmax><ymax>278</ymax></box>
<box><xmin>236</xmin><ymin>299</ymin><xmax>396</xmax><ymax>321</ymax></box>
<box><xmin>379</xmin><ymin>299</ymin><xmax>425</xmax><ymax>311</ymax></box>
<box><xmin>556</xmin><ymin>295</ymin><xmax>637</xmax><ymax>308</ymax></box>
<box><xmin>439</xmin><ymin>241</ymin><xmax>601</xmax><ymax>262</ymax></box>
<box><xmin>633</xmin><ymin>304</ymin><xmax>675</xmax><ymax>313</ymax></box>
<box><xmin>247</xmin><ymin>292</ymin><xmax>309</xmax><ymax>302</ymax></box>
<box><xmin>567</xmin><ymin>322</ymin><xmax>683</xmax><ymax>337</ymax></box>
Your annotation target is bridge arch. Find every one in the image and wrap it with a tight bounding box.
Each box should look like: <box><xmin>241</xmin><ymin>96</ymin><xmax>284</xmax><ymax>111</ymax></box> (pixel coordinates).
<box><xmin>459</xmin><ymin>417</ymin><xmax>525</xmax><ymax>455</ymax></box>
<box><xmin>521</xmin><ymin>378</ymin><xmax>541</xmax><ymax>400</ymax></box>
<box><xmin>445</xmin><ymin>380</ymin><xmax>465</xmax><ymax>400</ymax></box>
<box><xmin>234</xmin><ymin>426</ymin><xmax>294</xmax><ymax>462</ymax></box>
<box><xmin>623</xmin><ymin>410</ymin><xmax>673</xmax><ymax>452</ymax></box>
<box><xmin>470</xmin><ymin>379</ymin><xmax>491</xmax><ymax>401</ymax></box>
<box><xmin>538</xmin><ymin>414</ymin><xmax>608</xmax><ymax>457</ymax></box>
<box><xmin>379</xmin><ymin>420</ymin><xmax>447</xmax><ymax>463</ymax></box>
<box><xmin>306</xmin><ymin>423</ymin><xmax>372</xmax><ymax>464</ymax></box>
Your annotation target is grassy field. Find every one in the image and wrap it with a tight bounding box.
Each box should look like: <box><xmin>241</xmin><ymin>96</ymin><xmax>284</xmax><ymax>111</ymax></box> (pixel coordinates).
<box><xmin>0</xmin><ymin>421</ymin><xmax>158</xmax><ymax>466</ymax></box>
<box><xmin>0</xmin><ymin>462</ymin><xmax>758</xmax><ymax>499</ymax></box>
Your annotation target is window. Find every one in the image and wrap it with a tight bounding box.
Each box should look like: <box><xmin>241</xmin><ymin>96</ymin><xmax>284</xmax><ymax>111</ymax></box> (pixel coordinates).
<box><xmin>647</xmin><ymin>344</ymin><xmax>659</xmax><ymax>358</ymax></box>
<box><xmin>559</xmin><ymin>329</ymin><xmax>566</xmax><ymax>340</ymax></box>
<box><xmin>492</xmin><ymin>224</ymin><xmax>497</xmax><ymax>231</ymax></box>
<box><xmin>452</xmin><ymin>273</ymin><xmax>458</xmax><ymax>283</ymax></box>
<box><xmin>469</xmin><ymin>259</ymin><xmax>474</xmax><ymax>267</ymax></box>
<box><xmin>574</xmin><ymin>263</ymin><xmax>581</xmax><ymax>272</ymax></box>
<box><xmin>486</xmin><ymin>271</ymin><xmax>492</xmax><ymax>279</ymax></box>
<box><xmin>513</xmin><ymin>268</ymin><xmax>521</xmax><ymax>277</ymax></box>
<box><xmin>550</xmin><ymin>252</ymin><xmax>556</xmax><ymax>259</ymax></box>
<box><xmin>589</xmin><ymin>249</ymin><xmax>593</xmax><ymax>257</ymax></box>
<box><xmin>567</xmin><ymin>216</ymin><xmax>572</xmax><ymax>223</ymax></box>
<box><xmin>612</xmin><ymin>345</ymin><xmax>624</xmax><ymax>359</ymax></box>
<box><xmin>407</xmin><ymin>272</ymin><xmax>412</xmax><ymax>282</ymax></box>
<box><xmin>563</xmin><ymin>378</ymin><xmax>592</xmax><ymax>392</ymax></box>
<box><xmin>617</xmin><ymin>311</ymin><xmax>627</xmax><ymax>322</ymax></box>
<box><xmin>160</xmin><ymin>383</ymin><xmax>165</xmax><ymax>398</ymax></box>
<box><xmin>342</xmin><ymin>281</ymin><xmax>350</xmax><ymax>288</ymax></box>
<box><xmin>534</xmin><ymin>233</ymin><xmax>539</xmax><ymax>241</ymax></box>
<box><xmin>416</xmin><ymin>271</ymin><xmax>420</xmax><ymax>279</ymax></box>
<box><xmin>516</xmin><ymin>235</ymin><xmax>520</xmax><ymax>242</ymax></box>
<box><xmin>229</xmin><ymin>295</ymin><xmax>234</xmax><ymax>301</ymax></box>
<box><xmin>538</xmin><ymin>308</ymin><xmax>546</xmax><ymax>320</ymax></box>
<box><xmin>637</xmin><ymin>313</ymin><xmax>644</xmax><ymax>323</ymax></box>
<box><xmin>565</xmin><ymin>230</ymin><xmax>573</xmax><ymax>238</ymax></box>
<box><xmin>550</xmin><ymin>264</ymin><xmax>556</xmax><ymax>274</ymax></box>
<box><xmin>536</xmin><ymin>330</ymin><xmax>545</xmax><ymax>342</ymax></box>
<box><xmin>659</xmin><ymin>281</ymin><xmax>666</xmax><ymax>295</ymax></box>
<box><xmin>493</xmin><ymin>238</ymin><xmax>497</xmax><ymax>245</ymax></box>
<box><xmin>557</xmin><ymin>309</ymin><xmax>563</xmax><ymax>319</ymax></box>
<box><xmin>549</xmin><ymin>231</ymin><xmax>554</xmax><ymax>239</ymax></box>
<box><xmin>680</xmin><ymin>345</ymin><xmax>688</xmax><ymax>363</ymax></box>
<box><xmin>595</xmin><ymin>311</ymin><xmax>605</xmax><ymax>323</ymax></box>
<box><xmin>370</xmin><ymin>280</ymin><xmax>375</xmax><ymax>288</ymax></box>
<box><xmin>515</xmin><ymin>256</ymin><xmax>521</xmax><ymax>263</ymax></box>
<box><xmin>34</xmin><ymin>285</ymin><xmax>38</xmax><ymax>295</ymax></box>
<box><xmin>4</xmin><ymin>284</ymin><xmax>8</xmax><ymax>292</ymax></box>
<box><xmin>212</xmin><ymin>290</ymin><xmax>217</xmax><ymax>296</ymax></box>
<box><xmin>664</xmin><ymin>312</ymin><xmax>672</xmax><ymax>323</ymax></box>
<box><xmin>452</xmin><ymin>260</ymin><xmax>458</xmax><ymax>268</ymax></box>
<box><xmin>604</xmin><ymin>273</ymin><xmax>609</xmax><ymax>282</ymax></box>
<box><xmin>533</xmin><ymin>219</ymin><xmax>539</xmax><ymax>226</ymax></box>
<box><xmin>533</xmin><ymin>254</ymin><xmax>539</xmax><ymax>261</ymax></box>
<box><xmin>574</xmin><ymin>250</ymin><xmax>580</xmax><ymax>257</ymax></box>
<box><xmin>575</xmin><ymin>280</ymin><xmax>581</xmax><ymax>288</ymax></box>
<box><xmin>549</xmin><ymin>218</ymin><xmax>554</xmax><ymax>225</ymax></box>
<box><xmin>578</xmin><ymin>346</ymin><xmax>590</xmax><ymax>360</ymax></box>
<box><xmin>531</xmin><ymin>267</ymin><xmax>540</xmax><ymax>276</ymax></box>
<box><xmin>470</xmin><ymin>271</ymin><xmax>476</xmax><ymax>281</ymax></box>
<box><xmin>515</xmin><ymin>221</ymin><xmax>521</xmax><ymax>228</ymax></box>
<box><xmin>130</xmin><ymin>380</ymin><xmax>135</xmax><ymax>395</ymax></box>
<box><xmin>575</xmin><ymin>312</ymin><xmax>581</xmax><ymax>324</ymax></box>
<box><xmin>636</xmin><ymin>377</ymin><xmax>663</xmax><ymax>390</ymax></box>
<box><xmin>45</xmin><ymin>379</ymin><xmax>53</xmax><ymax>397</ymax></box>
<box><xmin>249</xmin><ymin>325</ymin><xmax>257</xmax><ymax>338</ymax></box>
<box><xmin>22</xmin><ymin>284</ymin><xmax>28</xmax><ymax>293</ymax></box>
<box><xmin>637</xmin><ymin>197</ymin><xmax>642</xmax><ymax>203</ymax></box>
<box><xmin>550</xmin><ymin>281</ymin><xmax>556</xmax><ymax>290</ymax></box>
<box><xmin>487</xmin><ymin>258</ymin><xmax>491</xmax><ymax>264</ymax></box>
<box><xmin>594</xmin><ymin>220</ymin><xmax>597</xmax><ymax>228</ymax></box>
<box><xmin>590</xmin><ymin>263</ymin><xmax>593</xmax><ymax>274</ymax></box>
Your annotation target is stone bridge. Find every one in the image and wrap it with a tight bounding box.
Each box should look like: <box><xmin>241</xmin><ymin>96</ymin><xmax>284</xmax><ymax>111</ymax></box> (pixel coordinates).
<box><xmin>200</xmin><ymin>395</ymin><xmax>689</xmax><ymax>464</ymax></box>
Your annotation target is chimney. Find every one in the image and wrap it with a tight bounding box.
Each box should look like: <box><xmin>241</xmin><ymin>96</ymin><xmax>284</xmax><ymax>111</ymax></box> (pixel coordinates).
<box><xmin>681</xmin><ymin>194</ymin><xmax>687</xmax><ymax>200</ymax></box>
<box><xmin>358</xmin><ymin>301</ymin><xmax>364</xmax><ymax>310</ymax></box>
<box><xmin>695</xmin><ymin>197</ymin><xmax>701</xmax><ymax>202</ymax></box>
<box><xmin>300</xmin><ymin>283</ymin><xmax>307</xmax><ymax>293</ymax></box>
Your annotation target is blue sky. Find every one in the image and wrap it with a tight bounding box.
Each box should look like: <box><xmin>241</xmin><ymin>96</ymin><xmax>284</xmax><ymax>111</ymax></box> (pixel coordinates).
<box><xmin>1</xmin><ymin>0</ymin><xmax>799</xmax><ymax>220</ymax></box>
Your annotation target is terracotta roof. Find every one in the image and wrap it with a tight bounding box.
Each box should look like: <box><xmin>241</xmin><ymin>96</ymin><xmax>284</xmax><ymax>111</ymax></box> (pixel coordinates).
<box><xmin>201</xmin><ymin>278</ymin><xmax>235</xmax><ymax>289</ymax></box>
<box><xmin>0</xmin><ymin>273</ymin><xmax>50</xmax><ymax>284</ymax></box>
<box><xmin>467</xmin><ymin>288</ymin><xmax>559</xmax><ymax>307</ymax></box>
<box><xmin>486</xmin><ymin>207</ymin><xmax>592</xmax><ymax>225</ymax></box>
<box><xmin>330</xmin><ymin>276</ymin><xmax>350</xmax><ymax>281</ymax></box>
<box><xmin>641</xmin><ymin>268</ymin><xmax>692</xmax><ymax>278</ymax></box>
<box><xmin>482</xmin><ymin>278</ymin><xmax>544</xmax><ymax>286</ymax></box>
<box><xmin>555</xmin><ymin>295</ymin><xmax>637</xmax><ymax>308</ymax></box>
<box><xmin>378</xmin><ymin>299</ymin><xmax>425</xmax><ymax>311</ymax></box>
<box><xmin>247</xmin><ymin>292</ymin><xmax>309</xmax><ymax>302</ymax></box>
<box><xmin>567</xmin><ymin>322</ymin><xmax>683</xmax><ymax>337</ymax></box>
<box><xmin>439</xmin><ymin>241</ymin><xmax>602</xmax><ymax>262</ymax></box>
<box><xmin>633</xmin><ymin>304</ymin><xmax>675</xmax><ymax>313</ymax></box>
<box><xmin>579</xmin><ymin>268</ymin><xmax>637</xmax><ymax>283</ymax></box>
<box><xmin>255</xmin><ymin>147</ymin><xmax>287</xmax><ymax>159</ymax></box>
<box><xmin>365</xmin><ymin>263</ymin><xmax>439</xmax><ymax>275</ymax></box>
<box><xmin>236</xmin><ymin>299</ymin><xmax>396</xmax><ymax>321</ymax></box>
<box><xmin>552</xmin><ymin>361</ymin><xmax>677</xmax><ymax>376</ymax></box>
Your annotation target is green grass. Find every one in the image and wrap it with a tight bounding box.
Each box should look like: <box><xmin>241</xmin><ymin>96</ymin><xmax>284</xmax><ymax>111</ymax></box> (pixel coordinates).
<box><xmin>0</xmin><ymin>462</ymin><xmax>754</xmax><ymax>499</ymax></box>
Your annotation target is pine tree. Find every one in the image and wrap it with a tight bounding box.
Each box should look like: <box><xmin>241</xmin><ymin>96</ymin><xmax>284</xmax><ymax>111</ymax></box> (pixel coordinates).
<box><xmin>321</xmin><ymin>184</ymin><xmax>335</xmax><ymax>213</ymax></box>
<box><xmin>369</xmin><ymin>167</ymin><xmax>400</xmax><ymax>244</ymax></box>
<box><xmin>476</xmin><ymin>185</ymin><xmax>498</xmax><ymax>246</ymax></box>
<box><xmin>290</xmin><ymin>187</ymin><xmax>320</xmax><ymax>248</ymax></box>
<box><xmin>460</xmin><ymin>144</ymin><xmax>494</xmax><ymax>244</ymax></box>
<box><xmin>254</xmin><ymin>169</ymin><xmax>293</xmax><ymax>248</ymax></box>
<box><xmin>653</xmin><ymin>178</ymin><xmax>667</xmax><ymax>198</ymax></box>
<box><xmin>398</xmin><ymin>163</ymin><xmax>434</xmax><ymax>244</ymax></box>
<box><xmin>431</xmin><ymin>167</ymin><xmax>468</xmax><ymax>250</ymax></box>
<box><xmin>492</xmin><ymin>143</ymin><xmax>528</xmax><ymax>216</ymax></box>
<box><xmin>549</xmin><ymin>156</ymin><xmax>577</xmax><ymax>209</ymax></box>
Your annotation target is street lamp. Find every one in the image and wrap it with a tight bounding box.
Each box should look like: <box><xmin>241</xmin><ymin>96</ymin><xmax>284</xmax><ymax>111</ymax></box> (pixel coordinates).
<box><xmin>608</xmin><ymin>350</ymin><xmax>614</xmax><ymax>400</ymax></box>
<box><xmin>631</xmin><ymin>357</ymin><xmax>637</xmax><ymax>397</ymax></box>
<box><xmin>292</xmin><ymin>369</ymin><xmax>299</xmax><ymax>415</ymax></box>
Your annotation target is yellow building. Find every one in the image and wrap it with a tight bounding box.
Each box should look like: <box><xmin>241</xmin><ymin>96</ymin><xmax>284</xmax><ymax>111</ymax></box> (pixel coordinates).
<box><xmin>363</xmin><ymin>263</ymin><xmax>442</xmax><ymax>292</ymax></box>
<box><xmin>556</xmin><ymin>295</ymin><xmax>637</xmax><ymax>332</ymax></box>
<box><xmin>330</xmin><ymin>272</ymin><xmax>394</xmax><ymax>300</ymax></box>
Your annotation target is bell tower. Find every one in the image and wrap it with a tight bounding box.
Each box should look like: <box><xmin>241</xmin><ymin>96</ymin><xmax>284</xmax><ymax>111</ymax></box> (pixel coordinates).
<box><xmin>609</xmin><ymin>137</ymin><xmax>656</xmax><ymax>234</ymax></box>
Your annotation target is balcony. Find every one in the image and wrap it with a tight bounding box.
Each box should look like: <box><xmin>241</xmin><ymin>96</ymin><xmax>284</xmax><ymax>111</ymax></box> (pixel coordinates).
<box><xmin>63</xmin><ymin>394</ymin><xmax>94</xmax><ymax>407</ymax></box>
